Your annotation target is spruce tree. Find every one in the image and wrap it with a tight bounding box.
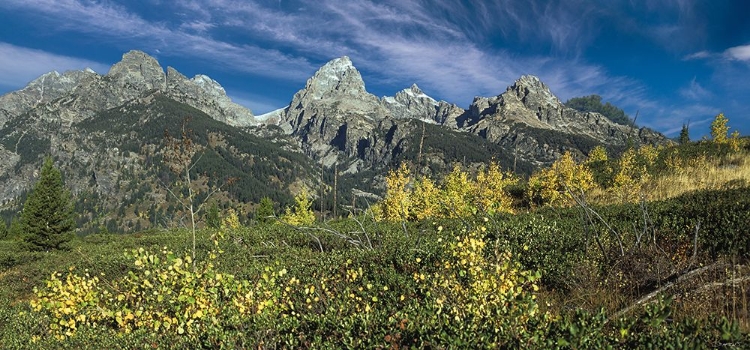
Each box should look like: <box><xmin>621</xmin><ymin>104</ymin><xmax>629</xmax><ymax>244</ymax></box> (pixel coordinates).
<box><xmin>21</xmin><ymin>157</ymin><xmax>75</xmax><ymax>251</ymax></box>
<box><xmin>0</xmin><ymin>219</ymin><xmax>7</xmax><ymax>240</ymax></box>
<box><xmin>679</xmin><ymin>124</ymin><xmax>690</xmax><ymax>144</ymax></box>
<box><xmin>256</xmin><ymin>197</ymin><xmax>275</xmax><ymax>223</ymax></box>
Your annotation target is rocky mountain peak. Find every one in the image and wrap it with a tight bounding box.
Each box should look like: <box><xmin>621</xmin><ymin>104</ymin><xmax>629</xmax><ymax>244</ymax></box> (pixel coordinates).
<box><xmin>505</xmin><ymin>74</ymin><xmax>562</xmax><ymax>110</ymax></box>
<box><xmin>165</xmin><ymin>66</ymin><xmax>255</xmax><ymax>126</ymax></box>
<box><xmin>107</xmin><ymin>50</ymin><xmax>166</xmax><ymax>91</ymax></box>
<box><xmin>301</xmin><ymin>56</ymin><xmax>367</xmax><ymax>100</ymax></box>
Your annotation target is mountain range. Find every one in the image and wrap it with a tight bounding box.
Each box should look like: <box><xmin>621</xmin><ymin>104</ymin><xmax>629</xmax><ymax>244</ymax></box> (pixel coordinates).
<box><xmin>0</xmin><ymin>50</ymin><xmax>669</xmax><ymax>232</ymax></box>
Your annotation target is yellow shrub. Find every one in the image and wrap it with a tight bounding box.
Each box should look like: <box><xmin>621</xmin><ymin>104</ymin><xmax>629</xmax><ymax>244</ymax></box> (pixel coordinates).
<box><xmin>377</xmin><ymin>163</ymin><xmax>412</xmax><ymax>221</ymax></box>
<box><xmin>415</xmin><ymin>225</ymin><xmax>541</xmax><ymax>334</ymax></box>
<box><xmin>586</xmin><ymin>145</ymin><xmax>608</xmax><ymax>164</ymax></box>
<box><xmin>410</xmin><ymin>177</ymin><xmax>440</xmax><ymax>221</ymax></box>
<box><xmin>527</xmin><ymin>152</ymin><xmax>594</xmax><ymax>206</ymax></box>
<box><xmin>473</xmin><ymin>161</ymin><xmax>515</xmax><ymax>215</ymax></box>
<box><xmin>282</xmin><ymin>188</ymin><xmax>315</xmax><ymax>226</ymax></box>
<box><xmin>440</xmin><ymin>165</ymin><xmax>476</xmax><ymax>218</ymax></box>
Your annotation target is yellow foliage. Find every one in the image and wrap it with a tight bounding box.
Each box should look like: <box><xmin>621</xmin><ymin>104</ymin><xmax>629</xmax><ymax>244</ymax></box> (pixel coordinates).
<box><xmin>415</xmin><ymin>226</ymin><xmax>540</xmax><ymax>333</ymax></box>
<box><xmin>377</xmin><ymin>163</ymin><xmax>412</xmax><ymax>221</ymax></box>
<box><xmin>711</xmin><ymin>113</ymin><xmax>729</xmax><ymax>144</ymax></box>
<box><xmin>637</xmin><ymin>144</ymin><xmax>659</xmax><ymax>169</ymax></box>
<box><xmin>527</xmin><ymin>152</ymin><xmax>595</xmax><ymax>206</ymax></box>
<box><xmin>586</xmin><ymin>145</ymin><xmax>608</xmax><ymax>164</ymax></box>
<box><xmin>440</xmin><ymin>165</ymin><xmax>476</xmax><ymax>218</ymax></box>
<box><xmin>378</xmin><ymin>161</ymin><xmax>516</xmax><ymax>220</ymax></box>
<box><xmin>611</xmin><ymin>148</ymin><xmax>647</xmax><ymax>203</ymax></box>
<box><xmin>410</xmin><ymin>177</ymin><xmax>440</xmax><ymax>221</ymax></box>
<box><xmin>282</xmin><ymin>188</ymin><xmax>315</xmax><ymax>226</ymax></box>
<box><xmin>220</xmin><ymin>208</ymin><xmax>241</xmax><ymax>230</ymax></box>
<box><xmin>730</xmin><ymin>130</ymin><xmax>741</xmax><ymax>152</ymax></box>
<box><xmin>473</xmin><ymin>161</ymin><xmax>515</xmax><ymax>215</ymax></box>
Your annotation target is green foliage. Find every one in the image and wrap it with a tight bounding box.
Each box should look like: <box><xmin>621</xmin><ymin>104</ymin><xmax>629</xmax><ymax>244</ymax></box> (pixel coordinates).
<box><xmin>21</xmin><ymin>157</ymin><xmax>75</xmax><ymax>251</ymax></box>
<box><xmin>679</xmin><ymin>123</ymin><xmax>690</xmax><ymax>144</ymax></box>
<box><xmin>256</xmin><ymin>196</ymin><xmax>275</xmax><ymax>223</ymax></box>
<box><xmin>653</xmin><ymin>186</ymin><xmax>750</xmax><ymax>257</ymax></box>
<box><xmin>565</xmin><ymin>94</ymin><xmax>633</xmax><ymax>126</ymax></box>
<box><xmin>0</xmin><ymin>219</ymin><xmax>7</xmax><ymax>240</ymax></box>
<box><xmin>205</xmin><ymin>203</ymin><xmax>220</xmax><ymax>229</ymax></box>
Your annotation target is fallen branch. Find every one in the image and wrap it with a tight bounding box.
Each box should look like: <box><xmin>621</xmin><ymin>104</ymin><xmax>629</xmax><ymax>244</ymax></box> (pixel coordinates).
<box><xmin>608</xmin><ymin>262</ymin><xmax>723</xmax><ymax>321</ymax></box>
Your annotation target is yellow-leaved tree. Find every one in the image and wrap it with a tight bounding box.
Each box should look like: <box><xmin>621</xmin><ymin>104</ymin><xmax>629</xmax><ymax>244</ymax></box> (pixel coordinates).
<box><xmin>282</xmin><ymin>188</ymin><xmax>315</xmax><ymax>226</ymax></box>
<box><xmin>527</xmin><ymin>151</ymin><xmax>595</xmax><ymax>207</ymax></box>
<box><xmin>710</xmin><ymin>113</ymin><xmax>729</xmax><ymax>144</ymax></box>
<box><xmin>440</xmin><ymin>165</ymin><xmax>476</xmax><ymax>218</ymax></box>
<box><xmin>410</xmin><ymin>177</ymin><xmax>441</xmax><ymax>221</ymax></box>
<box><xmin>377</xmin><ymin>163</ymin><xmax>412</xmax><ymax>221</ymax></box>
<box><xmin>473</xmin><ymin>161</ymin><xmax>515</xmax><ymax>215</ymax></box>
<box><xmin>611</xmin><ymin>148</ymin><xmax>646</xmax><ymax>203</ymax></box>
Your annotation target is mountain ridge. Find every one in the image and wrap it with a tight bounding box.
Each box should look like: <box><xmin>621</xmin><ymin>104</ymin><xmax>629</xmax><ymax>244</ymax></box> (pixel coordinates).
<box><xmin>0</xmin><ymin>50</ymin><xmax>671</xmax><ymax>232</ymax></box>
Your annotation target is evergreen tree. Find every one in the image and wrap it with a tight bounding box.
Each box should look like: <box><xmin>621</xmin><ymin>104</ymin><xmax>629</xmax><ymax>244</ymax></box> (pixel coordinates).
<box><xmin>679</xmin><ymin>124</ymin><xmax>690</xmax><ymax>144</ymax></box>
<box><xmin>21</xmin><ymin>157</ymin><xmax>75</xmax><ymax>251</ymax></box>
<box><xmin>206</xmin><ymin>203</ymin><xmax>221</xmax><ymax>229</ymax></box>
<box><xmin>256</xmin><ymin>197</ymin><xmax>275</xmax><ymax>223</ymax></box>
<box><xmin>0</xmin><ymin>219</ymin><xmax>7</xmax><ymax>240</ymax></box>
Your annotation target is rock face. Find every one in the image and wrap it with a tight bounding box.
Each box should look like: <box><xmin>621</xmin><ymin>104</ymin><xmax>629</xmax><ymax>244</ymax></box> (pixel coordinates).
<box><xmin>275</xmin><ymin>59</ymin><xmax>671</xmax><ymax>172</ymax></box>
<box><xmin>166</xmin><ymin>67</ymin><xmax>255</xmax><ymax>126</ymax></box>
<box><xmin>0</xmin><ymin>50</ymin><xmax>258</xmax><ymax>129</ymax></box>
<box><xmin>279</xmin><ymin>57</ymin><xmax>399</xmax><ymax>169</ymax></box>
<box><xmin>463</xmin><ymin>75</ymin><xmax>668</xmax><ymax>166</ymax></box>
<box><xmin>382</xmin><ymin>84</ymin><xmax>465</xmax><ymax>127</ymax></box>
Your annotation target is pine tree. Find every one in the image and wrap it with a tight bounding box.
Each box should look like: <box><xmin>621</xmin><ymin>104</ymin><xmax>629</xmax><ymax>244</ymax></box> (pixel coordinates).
<box><xmin>21</xmin><ymin>157</ymin><xmax>75</xmax><ymax>251</ymax></box>
<box><xmin>0</xmin><ymin>219</ymin><xmax>7</xmax><ymax>240</ymax></box>
<box><xmin>678</xmin><ymin>124</ymin><xmax>690</xmax><ymax>144</ymax></box>
<box><xmin>205</xmin><ymin>203</ymin><xmax>221</xmax><ymax>229</ymax></box>
<box><xmin>256</xmin><ymin>197</ymin><xmax>275</xmax><ymax>223</ymax></box>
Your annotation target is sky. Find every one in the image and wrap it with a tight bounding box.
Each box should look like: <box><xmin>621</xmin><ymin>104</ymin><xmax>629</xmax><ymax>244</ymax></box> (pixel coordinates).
<box><xmin>1</xmin><ymin>0</ymin><xmax>749</xmax><ymax>138</ymax></box>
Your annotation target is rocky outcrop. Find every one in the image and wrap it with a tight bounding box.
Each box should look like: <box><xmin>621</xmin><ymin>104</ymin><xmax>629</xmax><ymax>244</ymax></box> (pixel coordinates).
<box><xmin>0</xmin><ymin>50</ymin><xmax>258</xmax><ymax>129</ymax></box>
<box><xmin>275</xmin><ymin>59</ymin><xmax>671</xmax><ymax>172</ymax></box>
<box><xmin>382</xmin><ymin>84</ymin><xmax>465</xmax><ymax>127</ymax></box>
<box><xmin>279</xmin><ymin>56</ymin><xmax>396</xmax><ymax>167</ymax></box>
<box><xmin>166</xmin><ymin>67</ymin><xmax>255</xmax><ymax>126</ymax></box>
<box><xmin>0</xmin><ymin>69</ymin><xmax>93</xmax><ymax>127</ymax></box>
<box><xmin>108</xmin><ymin>50</ymin><xmax>167</xmax><ymax>93</ymax></box>
<box><xmin>463</xmin><ymin>75</ymin><xmax>670</xmax><ymax>166</ymax></box>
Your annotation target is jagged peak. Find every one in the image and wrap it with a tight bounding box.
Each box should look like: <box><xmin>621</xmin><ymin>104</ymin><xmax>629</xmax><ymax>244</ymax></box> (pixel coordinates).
<box><xmin>300</xmin><ymin>56</ymin><xmax>367</xmax><ymax>100</ymax></box>
<box><xmin>191</xmin><ymin>74</ymin><xmax>226</xmax><ymax>95</ymax></box>
<box><xmin>506</xmin><ymin>74</ymin><xmax>561</xmax><ymax>107</ymax></box>
<box><xmin>320</xmin><ymin>56</ymin><xmax>354</xmax><ymax>72</ymax></box>
<box><xmin>107</xmin><ymin>50</ymin><xmax>164</xmax><ymax>78</ymax></box>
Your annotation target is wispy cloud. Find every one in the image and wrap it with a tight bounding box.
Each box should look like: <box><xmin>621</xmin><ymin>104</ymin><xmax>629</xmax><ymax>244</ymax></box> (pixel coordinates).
<box><xmin>3</xmin><ymin>0</ymin><xmax>733</xmax><ymax>135</ymax></box>
<box><xmin>0</xmin><ymin>0</ymin><xmax>316</xmax><ymax>81</ymax></box>
<box><xmin>679</xmin><ymin>77</ymin><xmax>712</xmax><ymax>100</ymax></box>
<box><xmin>0</xmin><ymin>42</ymin><xmax>109</xmax><ymax>91</ymax></box>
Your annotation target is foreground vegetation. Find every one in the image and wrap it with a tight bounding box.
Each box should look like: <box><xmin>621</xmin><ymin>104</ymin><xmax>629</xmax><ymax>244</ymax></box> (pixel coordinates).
<box><xmin>1</xmin><ymin>115</ymin><xmax>749</xmax><ymax>348</ymax></box>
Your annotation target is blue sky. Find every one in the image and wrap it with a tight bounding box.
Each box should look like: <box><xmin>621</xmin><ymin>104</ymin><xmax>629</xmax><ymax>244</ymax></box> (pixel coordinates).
<box><xmin>1</xmin><ymin>0</ymin><xmax>749</xmax><ymax>137</ymax></box>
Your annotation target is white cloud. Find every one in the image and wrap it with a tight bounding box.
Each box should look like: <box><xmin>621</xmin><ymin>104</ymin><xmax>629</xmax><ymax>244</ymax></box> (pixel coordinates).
<box><xmin>4</xmin><ymin>0</ymin><xmax>725</xmax><ymax>135</ymax></box>
<box><xmin>0</xmin><ymin>43</ymin><xmax>109</xmax><ymax>92</ymax></box>
<box><xmin>0</xmin><ymin>0</ymin><xmax>317</xmax><ymax>81</ymax></box>
<box><xmin>725</xmin><ymin>45</ymin><xmax>750</xmax><ymax>61</ymax></box>
<box><xmin>683</xmin><ymin>51</ymin><xmax>711</xmax><ymax>60</ymax></box>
